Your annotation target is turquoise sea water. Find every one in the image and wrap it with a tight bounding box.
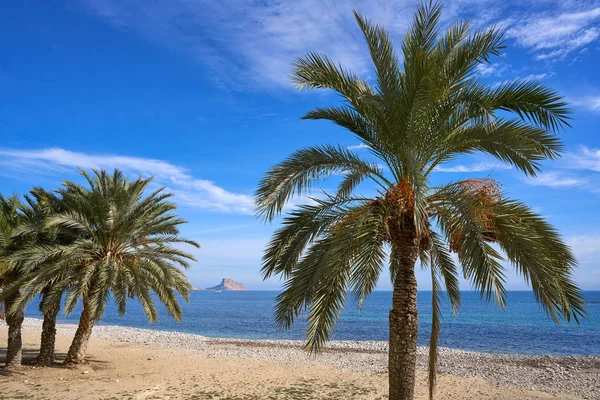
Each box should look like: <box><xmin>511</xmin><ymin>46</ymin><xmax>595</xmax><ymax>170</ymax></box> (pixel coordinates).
<box><xmin>25</xmin><ymin>291</ymin><xmax>599</xmax><ymax>356</ymax></box>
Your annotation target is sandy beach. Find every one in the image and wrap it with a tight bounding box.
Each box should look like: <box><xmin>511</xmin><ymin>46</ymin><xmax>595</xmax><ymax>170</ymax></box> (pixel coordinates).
<box><xmin>1</xmin><ymin>318</ymin><xmax>598</xmax><ymax>400</ymax></box>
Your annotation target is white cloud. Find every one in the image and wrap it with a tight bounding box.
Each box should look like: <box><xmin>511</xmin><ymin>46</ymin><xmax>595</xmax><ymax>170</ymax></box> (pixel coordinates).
<box><xmin>0</xmin><ymin>148</ymin><xmax>255</xmax><ymax>214</ymax></box>
<box><xmin>566</xmin><ymin>146</ymin><xmax>600</xmax><ymax>172</ymax></box>
<box><xmin>507</xmin><ymin>7</ymin><xmax>600</xmax><ymax>61</ymax></box>
<box><xmin>76</xmin><ymin>0</ymin><xmax>423</xmax><ymax>89</ymax></box>
<box><xmin>567</xmin><ymin>235</ymin><xmax>600</xmax><ymax>261</ymax></box>
<box><xmin>570</xmin><ymin>96</ymin><xmax>600</xmax><ymax>113</ymax></box>
<box><xmin>476</xmin><ymin>62</ymin><xmax>508</xmax><ymax>77</ymax></box>
<box><xmin>434</xmin><ymin>162</ymin><xmax>513</xmax><ymax>173</ymax></box>
<box><xmin>522</xmin><ymin>72</ymin><xmax>553</xmax><ymax>80</ymax></box>
<box><xmin>347</xmin><ymin>143</ymin><xmax>370</xmax><ymax>150</ymax></box>
<box><xmin>74</xmin><ymin>1</ymin><xmax>600</xmax><ymax>91</ymax></box>
<box><xmin>75</xmin><ymin>0</ymin><xmax>527</xmax><ymax>90</ymax></box>
<box><xmin>521</xmin><ymin>147</ymin><xmax>600</xmax><ymax>192</ymax></box>
<box><xmin>476</xmin><ymin>64</ymin><xmax>497</xmax><ymax>77</ymax></box>
<box><xmin>523</xmin><ymin>171</ymin><xmax>587</xmax><ymax>188</ymax></box>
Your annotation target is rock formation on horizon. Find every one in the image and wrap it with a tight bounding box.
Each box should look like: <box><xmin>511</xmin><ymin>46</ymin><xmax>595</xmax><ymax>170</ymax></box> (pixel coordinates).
<box><xmin>206</xmin><ymin>278</ymin><xmax>246</xmax><ymax>291</ymax></box>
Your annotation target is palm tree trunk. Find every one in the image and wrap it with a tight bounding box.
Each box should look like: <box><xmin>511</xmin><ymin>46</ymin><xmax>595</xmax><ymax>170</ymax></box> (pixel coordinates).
<box><xmin>4</xmin><ymin>295</ymin><xmax>24</xmax><ymax>369</ymax></box>
<box><xmin>64</xmin><ymin>299</ymin><xmax>94</xmax><ymax>365</ymax></box>
<box><xmin>388</xmin><ymin>216</ymin><xmax>420</xmax><ymax>400</ymax></box>
<box><xmin>36</xmin><ymin>290</ymin><xmax>61</xmax><ymax>366</ymax></box>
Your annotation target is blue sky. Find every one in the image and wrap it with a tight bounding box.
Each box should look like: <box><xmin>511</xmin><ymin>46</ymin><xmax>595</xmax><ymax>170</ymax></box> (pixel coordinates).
<box><xmin>1</xmin><ymin>0</ymin><xmax>599</xmax><ymax>290</ymax></box>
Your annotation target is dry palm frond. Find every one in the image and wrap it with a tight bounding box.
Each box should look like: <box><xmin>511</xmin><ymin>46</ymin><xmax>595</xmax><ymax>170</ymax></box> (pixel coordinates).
<box><xmin>449</xmin><ymin>178</ymin><xmax>502</xmax><ymax>252</ymax></box>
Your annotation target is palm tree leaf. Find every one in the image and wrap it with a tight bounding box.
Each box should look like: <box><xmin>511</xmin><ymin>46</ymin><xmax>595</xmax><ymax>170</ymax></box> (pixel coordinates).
<box><xmin>262</xmin><ymin>196</ymin><xmax>366</xmax><ymax>279</ymax></box>
<box><xmin>430</xmin><ymin>182</ymin><xmax>507</xmax><ymax>307</ymax></box>
<box><xmin>255</xmin><ymin>145</ymin><xmax>387</xmax><ymax>220</ymax></box>
<box><xmin>429</xmin><ymin>232</ymin><xmax>461</xmax><ymax>314</ymax></box>
<box><xmin>428</xmin><ymin>257</ymin><xmax>442</xmax><ymax>400</ymax></box>
<box><xmin>489</xmin><ymin>198</ymin><xmax>586</xmax><ymax>322</ymax></box>
<box><xmin>488</xmin><ymin>80</ymin><xmax>571</xmax><ymax>132</ymax></box>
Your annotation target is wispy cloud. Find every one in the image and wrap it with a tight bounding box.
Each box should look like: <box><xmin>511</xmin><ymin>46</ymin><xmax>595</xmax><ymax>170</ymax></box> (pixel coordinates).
<box><xmin>570</xmin><ymin>95</ymin><xmax>600</xmax><ymax>113</ymax></box>
<box><xmin>250</xmin><ymin>113</ymin><xmax>278</xmax><ymax>119</ymax></box>
<box><xmin>567</xmin><ymin>235</ymin><xmax>600</xmax><ymax>260</ymax></box>
<box><xmin>76</xmin><ymin>1</ymin><xmax>600</xmax><ymax>90</ymax></box>
<box><xmin>0</xmin><ymin>148</ymin><xmax>255</xmax><ymax>214</ymax></box>
<box><xmin>434</xmin><ymin>162</ymin><xmax>513</xmax><ymax>173</ymax></box>
<box><xmin>347</xmin><ymin>143</ymin><xmax>371</xmax><ymax>150</ymax></box>
<box><xmin>76</xmin><ymin>0</ymin><xmax>424</xmax><ymax>89</ymax></box>
<box><xmin>522</xmin><ymin>72</ymin><xmax>553</xmax><ymax>81</ymax></box>
<box><xmin>506</xmin><ymin>6</ymin><xmax>600</xmax><ymax>61</ymax></box>
<box><xmin>521</xmin><ymin>147</ymin><xmax>600</xmax><ymax>192</ymax></box>
<box><xmin>476</xmin><ymin>62</ymin><xmax>508</xmax><ymax>77</ymax></box>
<box><xmin>77</xmin><ymin>0</ymin><xmax>548</xmax><ymax>90</ymax></box>
<box><xmin>523</xmin><ymin>171</ymin><xmax>588</xmax><ymax>188</ymax></box>
<box><xmin>566</xmin><ymin>146</ymin><xmax>600</xmax><ymax>172</ymax></box>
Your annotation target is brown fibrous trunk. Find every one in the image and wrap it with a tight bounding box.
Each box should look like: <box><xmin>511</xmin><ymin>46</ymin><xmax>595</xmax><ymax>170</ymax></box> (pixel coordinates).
<box><xmin>4</xmin><ymin>295</ymin><xmax>24</xmax><ymax>370</ymax></box>
<box><xmin>388</xmin><ymin>211</ymin><xmax>420</xmax><ymax>400</ymax></box>
<box><xmin>36</xmin><ymin>291</ymin><xmax>61</xmax><ymax>366</ymax></box>
<box><xmin>64</xmin><ymin>299</ymin><xmax>94</xmax><ymax>365</ymax></box>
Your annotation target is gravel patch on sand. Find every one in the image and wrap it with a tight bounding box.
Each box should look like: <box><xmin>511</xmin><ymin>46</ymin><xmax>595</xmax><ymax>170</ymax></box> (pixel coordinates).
<box><xmin>18</xmin><ymin>318</ymin><xmax>600</xmax><ymax>400</ymax></box>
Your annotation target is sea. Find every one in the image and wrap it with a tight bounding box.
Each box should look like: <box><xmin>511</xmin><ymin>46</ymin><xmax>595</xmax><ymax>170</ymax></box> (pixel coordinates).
<box><xmin>25</xmin><ymin>291</ymin><xmax>600</xmax><ymax>356</ymax></box>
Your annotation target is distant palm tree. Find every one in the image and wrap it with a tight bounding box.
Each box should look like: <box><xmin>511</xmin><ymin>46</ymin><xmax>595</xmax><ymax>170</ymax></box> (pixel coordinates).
<box><xmin>0</xmin><ymin>194</ymin><xmax>26</xmax><ymax>369</ymax></box>
<box><xmin>8</xmin><ymin>169</ymin><xmax>199</xmax><ymax>364</ymax></box>
<box><xmin>255</xmin><ymin>3</ymin><xmax>586</xmax><ymax>399</ymax></box>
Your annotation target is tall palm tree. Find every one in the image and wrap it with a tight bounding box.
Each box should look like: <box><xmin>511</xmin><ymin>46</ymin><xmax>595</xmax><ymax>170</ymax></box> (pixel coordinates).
<box><xmin>8</xmin><ymin>169</ymin><xmax>199</xmax><ymax>365</ymax></box>
<box><xmin>0</xmin><ymin>194</ymin><xmax>26</xmax><ymax>369</ymax></box>
<box><xmin>255</xmin><ymin>3</ymin><xmax>586</xmax><ymax>399</ymax></box>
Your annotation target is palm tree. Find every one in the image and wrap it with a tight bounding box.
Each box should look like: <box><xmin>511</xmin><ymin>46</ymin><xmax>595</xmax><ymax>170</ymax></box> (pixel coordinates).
<box><xmin>2</xmin><ymin>188</ymin><xmax>73</xmax><ymax>366</ymax></box>
<box><xmin>255</xmin><ymin>3</ymin><xmax>586</xmax><ymax>399</ymax></box>
<box><xmin>0</xmin><ymin>194</ymin><xmax>26</xmax><ymax>369</ymax></box>
<box><xmin>8</xmin><ymin>169</ymin><xmax>199</xmax><ymax>365</ymax></box>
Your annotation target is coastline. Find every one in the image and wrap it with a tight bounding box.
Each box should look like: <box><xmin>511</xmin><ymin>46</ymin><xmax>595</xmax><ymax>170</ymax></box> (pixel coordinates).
<box><xmin>2</xmin><ymin>318</ymin><xmax>598</xmax><ymax>399</ymax></box>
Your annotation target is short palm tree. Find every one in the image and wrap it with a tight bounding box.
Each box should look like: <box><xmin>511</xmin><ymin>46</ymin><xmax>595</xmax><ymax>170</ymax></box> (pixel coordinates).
<box><xmin>255</xmin><ymin>3</ymin><xmax>585</xmax><ymax>399</ymax></box>
<box><xmin>8</xmin><ymin>169</ymin><xmax>199</xmax><ymax>364</ymax></box>
<box><xmin>0</xmin><ymin>194</ymin><xmax>26</xmax><ymax>369</ymax></box>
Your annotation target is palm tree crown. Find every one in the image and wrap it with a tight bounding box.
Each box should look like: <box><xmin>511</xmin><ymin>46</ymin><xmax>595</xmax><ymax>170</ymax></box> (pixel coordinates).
<box><xmin>256</xmin><ymin>3</ymin><xmax>585</xmax><ymax>399</ymax></box>
<box><xmin>0</xmin><ymin>194</ymin><xmax>30</xmax><ymax>368</ymax></box>
<box><xmin>1</xmin><ymin>169</ymin><xmax>199</xmax><ymax>366</ymax></box>
<box><xmin>0</xmin><ymin>194</ymin><xmax>25</xmax><ymax>319</ymax></box>
<box><xmin>7</xmin><ymin>169</ymin><xmax>199</xmax><ymax>324</ymax></box>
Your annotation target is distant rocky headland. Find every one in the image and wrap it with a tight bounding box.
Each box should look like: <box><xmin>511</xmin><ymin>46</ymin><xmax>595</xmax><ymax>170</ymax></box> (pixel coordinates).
<box><xmin>192</xmin><ymin>278</ymin><xmax>246</xmax><ymax>291</ymax></box>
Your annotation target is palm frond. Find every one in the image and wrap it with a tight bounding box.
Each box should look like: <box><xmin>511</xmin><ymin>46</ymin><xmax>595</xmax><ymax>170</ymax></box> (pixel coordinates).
<box><xmin>430</xmin><ymin>182</ymin><xmax>507</xmax><ymax>307</ymax></box>
<box><xmin>428</xmin><ymin>258</ymin><xmax>442</xmax><ymax>400</ymax></box>
<box><xmin>255</xmin><ymin>145</ymin><xmax>387</xmax><ymax>220</ymax></box>
<box><xmin>488</xmin><ymin>80</ymin><xmax>571</xmax><ymax>132</ymax></box>
<box><xmin>489</xmin><ymin>198</ymin><xmax>585</xmax><ymax>322</ymax></box>
<box><xmin>431</xmin><ymin>118</ymin><xmax>563</xmax><ymax>176</ymax></box>
<box><xmin>262</xmin><ymin>196</ymin><xmax>365</xmax><ymax>279</ymax></box>
<box><xmin>292</xmin><ymin>52</ymin><xmax>372</xmax><ymax>101</ymax></box>
<box><xmin>274</xmin><ymin>200</ymin><xmax>387</xmax><ymax>352</ymax></box>
<box><xmin>354</xmin><ymin>10</ymin><xmax>402</xmax><ymax>103</ymax></box>
<box><xmin>429</xmin><ymin>232</ymin><xmax>461</xmax><ymax>314</ymax></box>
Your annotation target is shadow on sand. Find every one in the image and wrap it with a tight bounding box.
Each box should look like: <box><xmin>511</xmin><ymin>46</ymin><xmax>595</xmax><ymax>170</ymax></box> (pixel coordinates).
<box><xmin>0</xmin><ymin>346</ymin><xmax>107</xmax><ymax>374</ymax></box>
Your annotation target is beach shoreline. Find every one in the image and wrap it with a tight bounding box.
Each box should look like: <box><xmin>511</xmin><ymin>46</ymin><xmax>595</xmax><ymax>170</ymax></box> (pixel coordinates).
<box><xmin>1</xmin><ymin>318</ymin><xmax>599</xmax><ymax>399</ymax></box>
